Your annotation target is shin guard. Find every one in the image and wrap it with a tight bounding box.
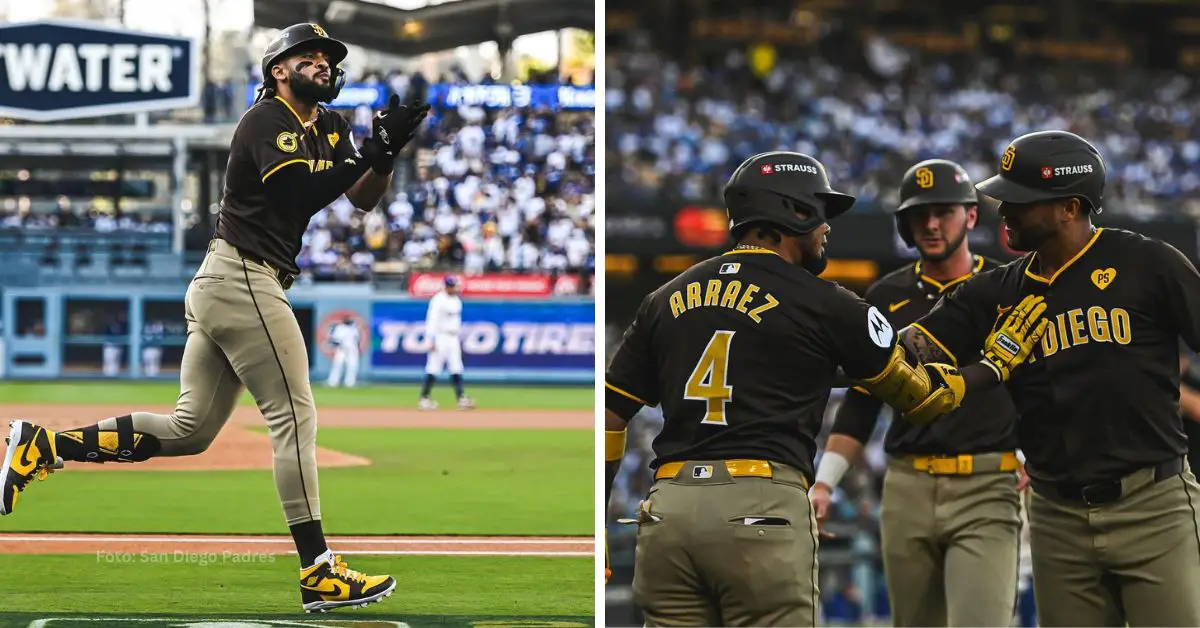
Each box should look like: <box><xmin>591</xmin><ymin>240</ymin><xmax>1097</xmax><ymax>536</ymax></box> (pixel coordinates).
<box><xmin>56</xmin><ymin>415</ymin><xmax>162</xmax><ymax>463</ymax></box>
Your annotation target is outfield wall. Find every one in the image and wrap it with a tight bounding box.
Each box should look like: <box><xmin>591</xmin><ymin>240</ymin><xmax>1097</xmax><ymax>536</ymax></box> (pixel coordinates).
<box><xmin>0</xmin><ymin>284</ymin><xmax>594</xmax><ymax>385</ymax></box>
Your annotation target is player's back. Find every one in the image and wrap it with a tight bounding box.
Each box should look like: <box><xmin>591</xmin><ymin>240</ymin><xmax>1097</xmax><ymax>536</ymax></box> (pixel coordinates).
<box><xmin>641</xmin><ymin>249</ymin><xmax>871</xmax><ymax>480</ymax></box>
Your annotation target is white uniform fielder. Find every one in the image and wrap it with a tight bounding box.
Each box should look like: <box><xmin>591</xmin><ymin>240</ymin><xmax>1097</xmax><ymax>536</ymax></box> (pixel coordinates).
<box><xmin>424</xmin><ymin>289</ymin><xmax>463</xmax><ymax>376</ymax></box>
<box><xmin>326</xmin><ymin>321</ymin><xmax>361</xmax><ymax>387</ymax></box>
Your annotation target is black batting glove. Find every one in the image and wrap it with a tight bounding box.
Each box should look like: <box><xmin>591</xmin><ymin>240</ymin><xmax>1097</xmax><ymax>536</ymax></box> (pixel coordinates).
<box><xmin>359</xmin><ymin>95</ymin><xmax>431</xmax><ymax>175</ymax></box>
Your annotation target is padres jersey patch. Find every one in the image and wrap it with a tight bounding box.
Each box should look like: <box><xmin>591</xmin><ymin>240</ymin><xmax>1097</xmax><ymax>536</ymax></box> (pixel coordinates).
<box><xmin>277</xmin><ymin>132</ymin><xmax>299</xmax><ymax>153</ymax></box>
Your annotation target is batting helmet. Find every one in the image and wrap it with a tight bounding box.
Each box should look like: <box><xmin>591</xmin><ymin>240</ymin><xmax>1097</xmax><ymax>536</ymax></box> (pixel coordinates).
<box><xmin>892</xmin><ymin>159</ymin><xmax>978</xmax><ymax>247</ymax></box>
<box><xmin>976</xmin><ymin>130</ymin><xmax>1106</xmax><ymax>214</ymax></box>
<box><xmin>258</xmin><ymin>23</ymin><xmax>348</xmax><ymax>103</ymax></box>
<box><xmin>724</xmin><ymin>151</ymin><xmax>856</xmax><ymax>236</ymax></box>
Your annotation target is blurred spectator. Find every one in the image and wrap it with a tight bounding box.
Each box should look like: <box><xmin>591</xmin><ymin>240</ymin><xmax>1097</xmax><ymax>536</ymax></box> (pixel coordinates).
<box><xmin>295</xmin><ymin>97</ymin><xmax>596</xmax><ymax>284</ymax></box>
<box><xmin>607</xmin><ymin>39</ymin><xmax>1200</xmax><ymax>221</ymax></box>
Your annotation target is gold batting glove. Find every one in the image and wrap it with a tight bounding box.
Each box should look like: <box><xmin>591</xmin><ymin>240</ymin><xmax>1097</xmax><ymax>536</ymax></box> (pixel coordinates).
<box><xmin>981</xmin><ymin>294</ymin><xmax>1050</xmax><ymax>382</ymax></box>
<box><xmin>902</xmin><ymin>363</ymin><xmax>965</xmax><ymax>425</ymax></box>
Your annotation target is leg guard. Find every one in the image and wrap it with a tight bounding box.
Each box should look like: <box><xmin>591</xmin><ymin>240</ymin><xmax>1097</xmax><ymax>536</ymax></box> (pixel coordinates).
<box><xmin>56</xmin><ymin>415</ymin><xmax>162</xmax><ymax>463</ymax></box>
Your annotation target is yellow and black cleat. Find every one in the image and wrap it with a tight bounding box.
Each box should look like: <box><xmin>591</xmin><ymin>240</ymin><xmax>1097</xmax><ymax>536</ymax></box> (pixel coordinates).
<box><xmin>1</xmin><ymin>420</ymin><xmax>63</xmax><ymax>515</ymax></box>
<box><xmin>300</xmin><ymin>551</ymin><xmax>397</xmax><ymax>613</ymax></box>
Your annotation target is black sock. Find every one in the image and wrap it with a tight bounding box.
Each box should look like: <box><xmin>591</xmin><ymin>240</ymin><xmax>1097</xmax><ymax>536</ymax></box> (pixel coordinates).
<box><xmin>290</xmin><ymin>520</ymin><xmax>328</xmax><ymax>567</ymax></box>
<box><xmin>451</xmin><ymin>374</ymin><xmax>464</xmax><ymax>399</ymax></box>
<box><xmin>420</xmin><ymin>374</ymin><xmax>435</xmax><ymax>397</ymax></box>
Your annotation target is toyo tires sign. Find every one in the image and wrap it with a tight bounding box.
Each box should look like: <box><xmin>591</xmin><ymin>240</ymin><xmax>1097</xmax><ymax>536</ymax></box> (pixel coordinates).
<box><xmin>0</xmin><ymin>19</ymin><xmax>199</xmax><ymax>122</ymax></box>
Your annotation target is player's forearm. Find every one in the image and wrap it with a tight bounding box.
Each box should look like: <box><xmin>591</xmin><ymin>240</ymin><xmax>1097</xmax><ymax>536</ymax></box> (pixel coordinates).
<box><xmin>814</xmin><ymin>433</ymin><xmax>864</xmax><ymax>490</ymax></box>
<box><xmin>1180</xmin><ymin>383</ymin><xmax>1200</xmax><ymax>422</ymax></box>
<box><xmin>900</xmin><ymin>326</ymin><xmax>1005</xmax><ymax>395</ymax></box>
<box><xmin>264</xmin><ymin>159</ymin><xmax>372</xmax><ymax>216</ymax></box>
<box><xmin>604</xmin><ymin>410</ymin><xmax>629</xmax><ymax>519</ymax></box>
<box><xmin>346</xmin><ymin>169</ymin><xmax>392</xmax><ymax>211</ymax></box>
<box><xmin>830</xmin><ymin>387</ymin><xmax>884</xmax><ymax>444</ymax></box>
<box><xmin>960</xmin><ymin>362</ymin><xmax>1003</xmax><ymax>395</ymax></box>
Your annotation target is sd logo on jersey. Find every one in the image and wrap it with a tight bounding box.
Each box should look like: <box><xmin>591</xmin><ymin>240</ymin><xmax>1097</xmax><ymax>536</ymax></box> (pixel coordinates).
<box><xmin>0</xmin><ymin>20</ymin><xmax>199</xmax><ymax>122</ymax></box>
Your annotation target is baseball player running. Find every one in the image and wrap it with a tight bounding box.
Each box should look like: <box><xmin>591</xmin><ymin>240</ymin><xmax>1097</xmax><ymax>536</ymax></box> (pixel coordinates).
<box><xmin>810</xmin><ymin>159</ymin><xmax>1023</xmax><ymax>626</ymax></box>
<box><xmin>904</xmin><ymin>130</ymin><xmax>1200</xmax><ymax>626</ymax></box>
<box><xmin>326</xmin><ymin>317</ymin><xmax>360</xmax><ymax>388</ymax></box>
<box><xmin>603</xmin><ymin>151</ymin><xmax>1049</xmax><ymax>627</ymax></box>
<box><xmin>418</xmin><ymin>276</ymin><xmax>474</xmax><ymax>410</ymax></box>
<box><xmin>0</xmin><ymin>23</ymin><xmax>430</xmax><ymax>613</ymax></box>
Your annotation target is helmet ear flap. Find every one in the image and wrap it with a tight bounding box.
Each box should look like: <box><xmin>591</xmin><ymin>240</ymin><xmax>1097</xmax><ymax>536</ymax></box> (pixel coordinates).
<box><xmin>331</xmin><ymin>66</ymin><xmax>346</xmax><ymax>99</ymax></box>
<box><xmin>895</xmin><ymin>214</ymin><xmax>915</xmax><ymax>247</ymax></box>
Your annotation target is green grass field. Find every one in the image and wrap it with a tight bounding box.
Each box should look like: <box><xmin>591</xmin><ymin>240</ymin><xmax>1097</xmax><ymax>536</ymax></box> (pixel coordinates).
<box><xmin>0</xmin><ymin>555</ymin><xmax>593</xmax><ymax>618</ymax></box>
<box><xmin>0</xmin><ymin>381</ymin><xmax>593</xmax><ymax>410</ymax></box>
<box><xmin>0</xmin><ymin>382</ymin><xmax>596</xmax><ymax>625</ymax></box>
<box><xmin>3</xmin><ymin>428</ymin><xmax>591</xmax><ymax>535</ymax></box>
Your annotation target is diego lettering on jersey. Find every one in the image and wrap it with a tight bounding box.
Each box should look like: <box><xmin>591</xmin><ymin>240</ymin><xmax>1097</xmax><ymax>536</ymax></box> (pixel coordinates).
<box><xmin>668</xmin><ymin>279</ymin><xmax>780</xmax><ymax>324</ymax></box>
<box><xmin>1035</xmin><ymin>306</ymin><xmax>1132</xmax><ymax>358</ymax></box>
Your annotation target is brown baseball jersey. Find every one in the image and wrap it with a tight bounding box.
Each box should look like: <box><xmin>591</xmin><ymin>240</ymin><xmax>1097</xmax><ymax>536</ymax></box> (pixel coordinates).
<box><xmin>605</xmin><ymin>247</ymin><xmax>902</xmax><ymax>482</ymax></box>
<box><xmin>832</xmin><ymin>255</ymin><xmax>1020</xmax><ymax>455</ymax></box>
<box><xmin>911</xmin><ymin>228</ymin><xmax>1200</xmax><ymax>484</ymax></box>
<box><xmin>217</xmin><ymin>95</ymin><xmax>359</xmax><ymax>275</ymax></box>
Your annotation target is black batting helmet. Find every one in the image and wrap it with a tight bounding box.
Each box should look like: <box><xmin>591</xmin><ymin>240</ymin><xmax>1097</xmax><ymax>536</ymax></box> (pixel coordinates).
<box><xmin>892</xmin><ymin>159</ymin><xmax>978</xmax><ymax>247</ymax></box>
<box><xmin>976</xmin><ymin>130</ymin><xmax>1106</xmax><ymax>214</ymax></box>
<box><xmin>724</xmin><ymin>151</ymin><xmax>856</xmax><ymax>236</ymax></box>
<box><xmin>258</xmin><ymin>23</ymin><xmax>348</xmax><ymax>103</ymax></box>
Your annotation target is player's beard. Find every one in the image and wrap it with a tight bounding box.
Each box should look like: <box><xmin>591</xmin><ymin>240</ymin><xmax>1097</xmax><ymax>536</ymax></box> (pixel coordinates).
<box><xmin>919</xmin><ymin>227</ymin><xmax>968</xmax><ymax>263</ymax></box>
<box><xmin>1005</xmin><ymin>217</ymin><xmax>1055</xmax><ymax>251</ymax></box>
<box><xmin>286</xmin><ymin>68</ymin><xmax>337</xmax><ymax>104</ymax></box>
<box><xmin>801</xmin><ymin>250</ymin><xmax>828</xmax><ymax>275</ymax></box>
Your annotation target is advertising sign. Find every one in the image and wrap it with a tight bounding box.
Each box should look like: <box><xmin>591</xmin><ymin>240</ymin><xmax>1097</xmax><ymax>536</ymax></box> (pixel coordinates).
<box><xmin>408</xmin><ymin>272</ymin><xmax>566</xmax><ymax>298</ymax></box>
<box><xmin>425</xmin><ymin>83</ymin><xmax>595</xmax><ymax>110</ymax></box>
<box><xmin>0</xmin><ymin>20</ymin><xmax>199</xmax><ymax>121</ymax></box>
<box><xmin>371</xmin><ymin>300</ymin><xmax>594</xmax><ymax>380</ymax></box>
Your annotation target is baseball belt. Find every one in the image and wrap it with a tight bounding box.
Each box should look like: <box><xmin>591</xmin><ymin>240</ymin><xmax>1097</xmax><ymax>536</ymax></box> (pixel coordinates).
<box><xmin>209</xmin><ymin>238</ymin><xmax>296</xmax><ymax>289</ymax></box>
<box><xmin>909</xmin><ymin>451</ymin><xmax>1020</xmax><ymax>475</ymax></box>
<box><xmin>653</xmin><ymin>459</ymin><xmax>810</xmax><ymax>490</ymax></box>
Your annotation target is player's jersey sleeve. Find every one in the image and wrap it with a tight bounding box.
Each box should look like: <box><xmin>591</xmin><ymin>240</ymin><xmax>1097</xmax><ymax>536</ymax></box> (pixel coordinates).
<box><xmin>1153</xmin><ymin>240</ymin><xmax>1200</xmax><ymax>351</ymax></box>
<box><xmin>830</xmin><ymin>282</ymin><xmax>890</xmax><ymax>440</ymax></box>
<box><xmin>329</xmin><ymin>112</ymin><xmax>361</xmax><ymax>163</ymax></box>
<box><xmin>241</xmin><ymin>104</ymin><xmax>310</xmax><ymax>183</ymax></box>
<box><xmin>822</xmin><ymin>285</ymin><xmax>898</xmax><ymax>381</ymax></box>
<box><xmin>605</xmin><ymin>294</ymin><xmax>660</xmax><ymax>415</ymax></box>
<box><xmin>908</xmin><ymin>272</ymin><xmax>1000</xmax><ymax>366</ymax></box>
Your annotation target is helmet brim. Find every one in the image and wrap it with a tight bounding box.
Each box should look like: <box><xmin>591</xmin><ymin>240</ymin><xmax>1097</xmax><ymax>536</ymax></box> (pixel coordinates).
<box><xmin>895</xmin><ymin>193</ymin><xmax>978</xmax><ymax>213</ymax></box>
<box><xmin>817</xmin><ymin>191</ymin><xmax>856</xmax><ymax>220</ymax></box>
<box><xmin>265</xmin><ymin>37</ymin><xmax>349</xmax><ymax>77</ymax></box>
<box><xmin>975</xmin><ymin>175</ymin><xmax>1067</xmax><ymax>204</ymax></box>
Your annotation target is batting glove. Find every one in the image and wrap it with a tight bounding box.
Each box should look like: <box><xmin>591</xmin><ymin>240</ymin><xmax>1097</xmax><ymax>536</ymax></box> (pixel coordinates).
<box><xmin>981</xmin><ymin>294</ymin><xmax>1050</xmax><ymax>382</ymax></box>
<box><xmin>359</xmin><ymin>95</ymin><xmax>431</xmax><ymax>174</ymax></box>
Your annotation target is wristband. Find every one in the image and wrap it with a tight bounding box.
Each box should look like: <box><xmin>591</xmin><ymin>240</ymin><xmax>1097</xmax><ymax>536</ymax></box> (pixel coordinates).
<box><xmin>605</xmin><ymin>429</ymin><xmax>627</xmax><ymax>462</ymax></box>
<box><xmin>814</xmin><ymin>451</ymin><xmax>851</xmax><ymax>489</ymax></box>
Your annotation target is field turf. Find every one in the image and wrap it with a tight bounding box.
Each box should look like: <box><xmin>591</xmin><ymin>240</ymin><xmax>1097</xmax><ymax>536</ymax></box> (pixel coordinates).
<box><xmin>0</xmin><ymin>381</ymin><xmax>592</xmax><ymax>410</ymax></box>
<box><xmin>0</xmin><ymin>381</ymin><xmax>596</xmax><ymax>626</ymax></box>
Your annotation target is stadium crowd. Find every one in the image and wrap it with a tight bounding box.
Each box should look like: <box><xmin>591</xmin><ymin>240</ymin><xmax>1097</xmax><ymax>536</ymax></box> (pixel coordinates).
<box><xmin>606</xmin><ymin>39</ymin><xmax>1200</xmax><ymax>221</ymax></box>
<box><xmin>293</xmin><ymin>99</ymin><xmax>596</xmax><ymax>288</ymax></box>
